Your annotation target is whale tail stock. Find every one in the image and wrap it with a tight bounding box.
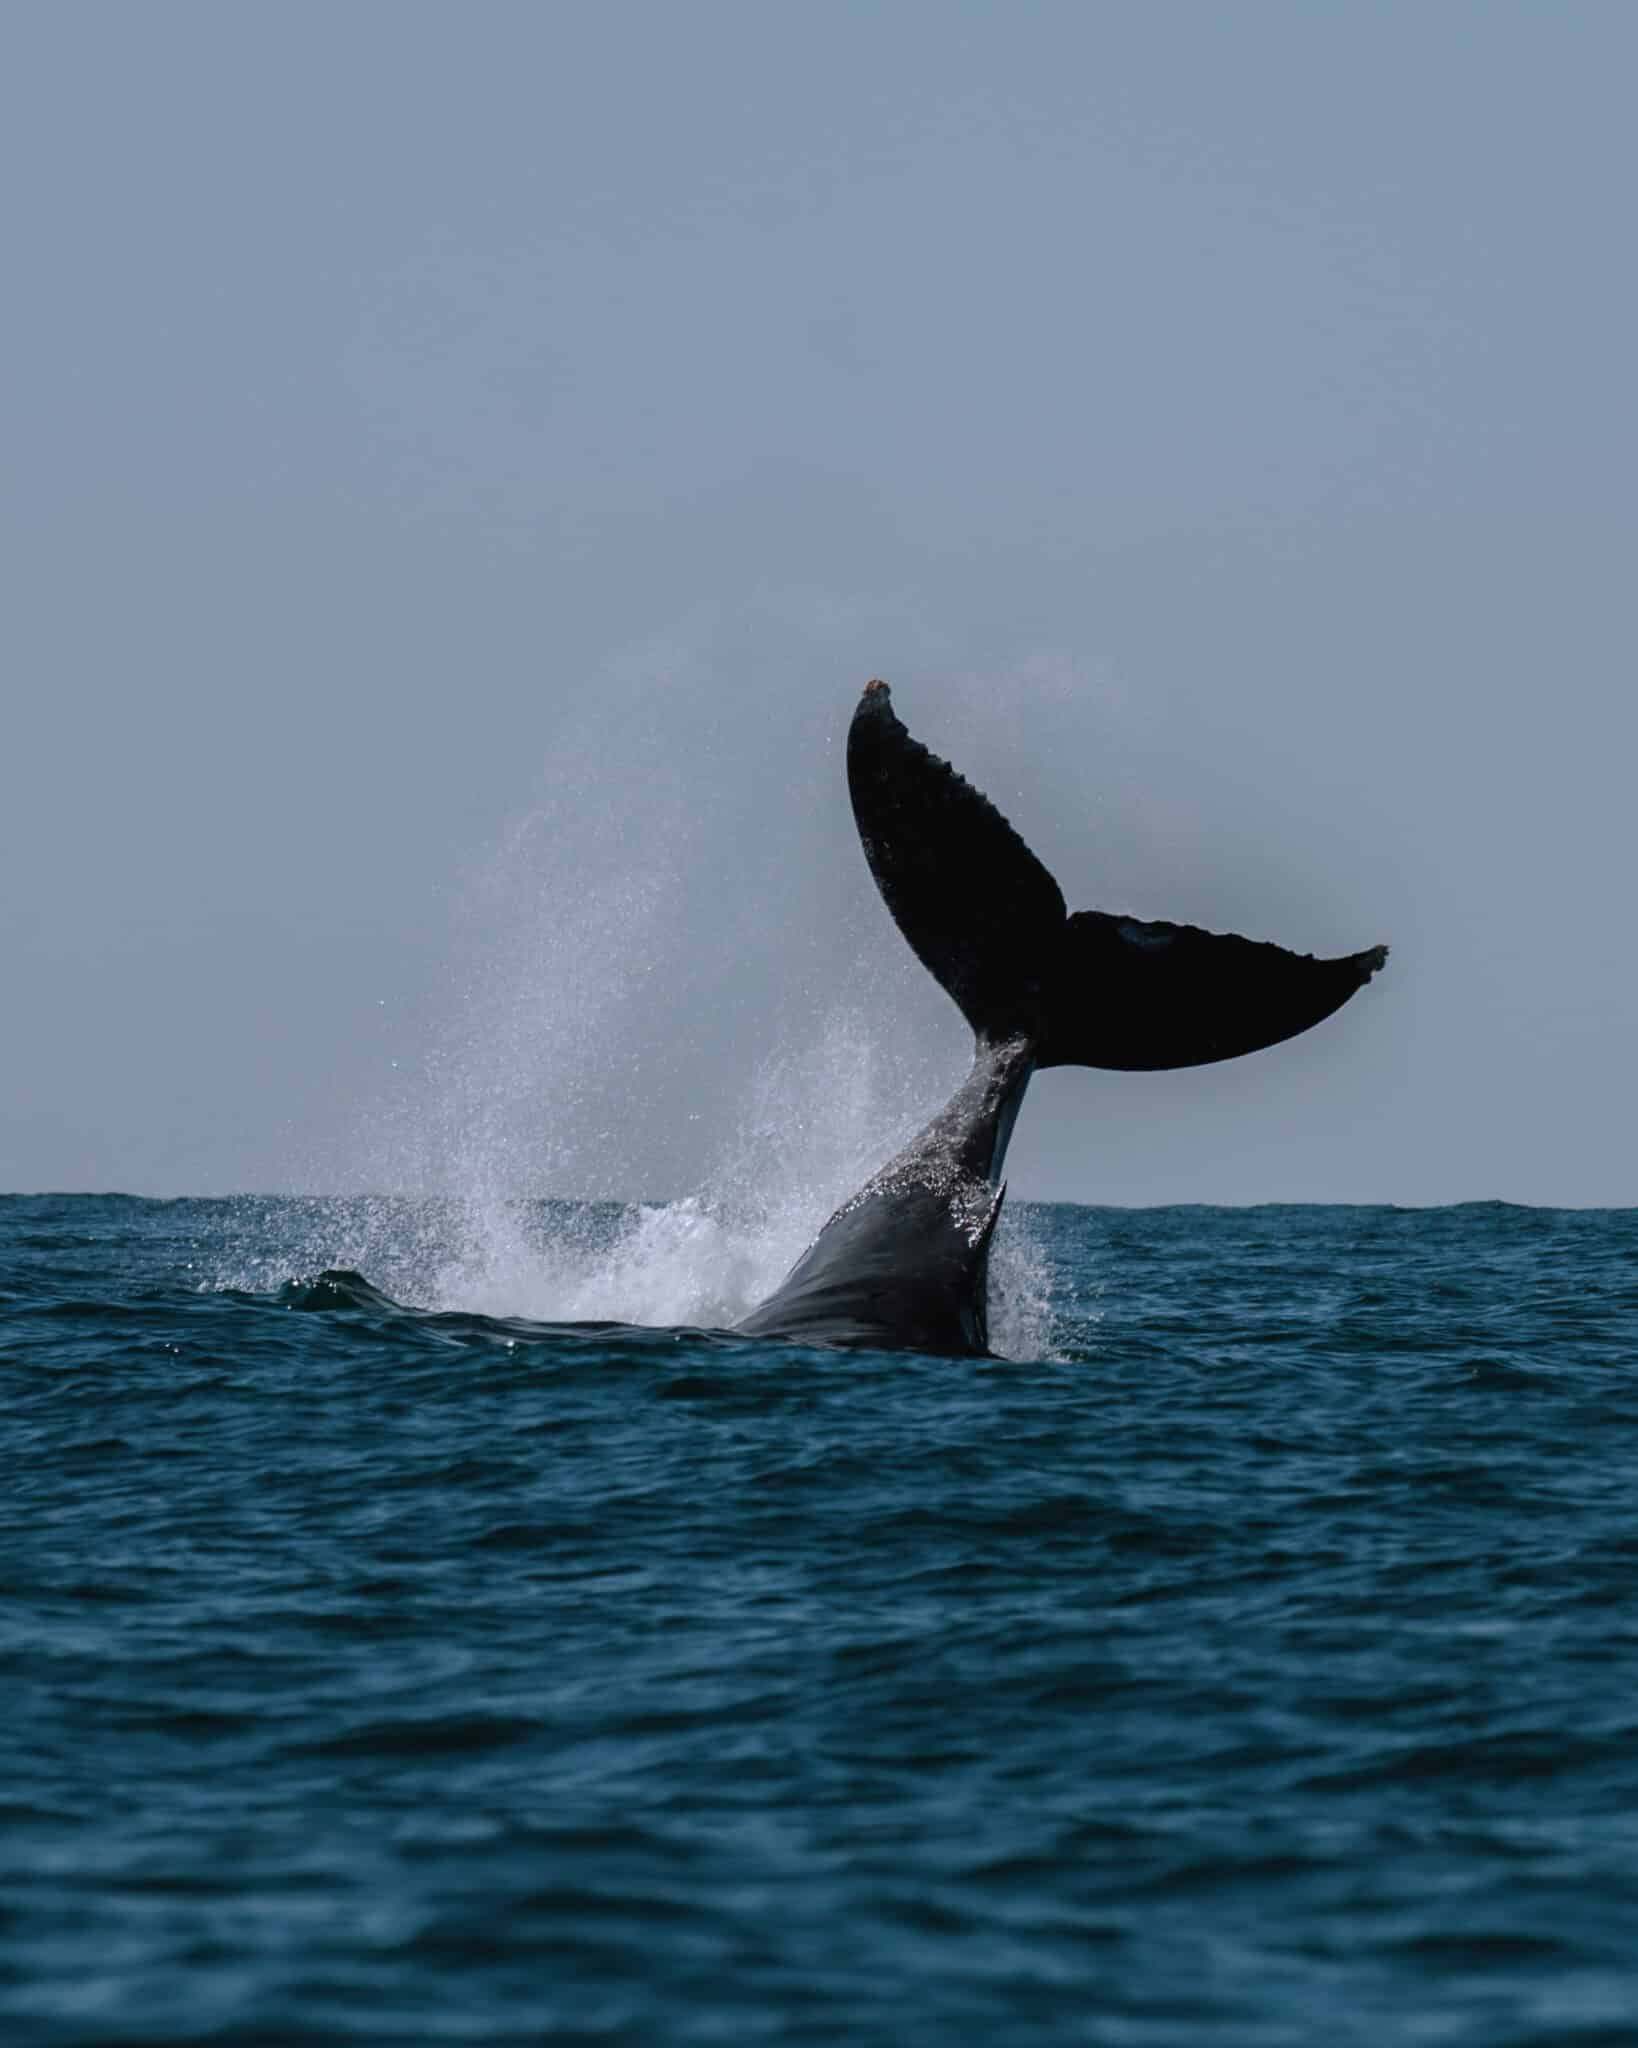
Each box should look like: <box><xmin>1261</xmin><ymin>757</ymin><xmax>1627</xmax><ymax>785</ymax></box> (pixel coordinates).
<box><xmin>847</xmin><ymin>679</ymin><xmax>1387</xmax><ymax>1071</ymax></box>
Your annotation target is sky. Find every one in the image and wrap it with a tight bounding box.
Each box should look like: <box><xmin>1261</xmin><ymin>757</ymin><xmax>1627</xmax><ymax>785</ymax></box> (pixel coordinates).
<box><xmin>3</xmin><ymin>0</ymin><xmax>1635</xmax><ymax>1207</ymax></box>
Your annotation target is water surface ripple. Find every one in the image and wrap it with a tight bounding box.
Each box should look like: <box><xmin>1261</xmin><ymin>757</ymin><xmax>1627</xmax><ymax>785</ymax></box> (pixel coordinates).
<box><xmin>6</xmin><ymin>1195</ymin><xmax>1638</xmax><ymax>2045</ymax></box>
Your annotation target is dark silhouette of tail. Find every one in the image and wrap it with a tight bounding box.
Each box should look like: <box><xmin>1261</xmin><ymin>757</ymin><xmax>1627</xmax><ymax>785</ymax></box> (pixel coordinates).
<box><xmin>846</xmin><ymin>680</ymin><xmax>1387</xmax><ymax>1070</ymax></box>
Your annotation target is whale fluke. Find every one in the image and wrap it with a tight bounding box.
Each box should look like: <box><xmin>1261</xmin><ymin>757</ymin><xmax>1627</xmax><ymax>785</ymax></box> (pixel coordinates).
<box><xmin>737</xmin><ymin>680</ymin><xmax>1388</xmax><ymax>1354</ymax></box>
<box><xmin>848</xmin><ymin>679</ymin><xmax>1387</xmax><ymax>1070</ymax></box>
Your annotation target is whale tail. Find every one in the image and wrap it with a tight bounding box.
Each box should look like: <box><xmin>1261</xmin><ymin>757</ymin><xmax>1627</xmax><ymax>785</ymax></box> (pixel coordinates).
<box><xmin>846</xmin><ymin>680</ymin><xmax>1387</xmax><ymax>1072</ymax></box>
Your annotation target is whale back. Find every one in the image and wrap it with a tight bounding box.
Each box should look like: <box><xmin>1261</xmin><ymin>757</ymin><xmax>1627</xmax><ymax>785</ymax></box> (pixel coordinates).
<box><xmin>735</xmin><ymin>1174</ymin><xmax>1004</xmax><ymax>1356</ymax></box>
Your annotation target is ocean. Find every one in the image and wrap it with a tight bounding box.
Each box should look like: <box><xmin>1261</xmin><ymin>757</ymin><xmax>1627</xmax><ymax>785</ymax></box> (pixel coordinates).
<box><xmin>6</xmin><ymin>1192</ymin><xmax>1638</xmax><ymax>2045</ymax></box>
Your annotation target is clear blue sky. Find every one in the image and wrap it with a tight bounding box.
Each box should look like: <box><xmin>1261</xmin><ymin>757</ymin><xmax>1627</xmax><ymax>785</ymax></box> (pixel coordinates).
<box><xmin>4</xmin><ymin>2</ymin><xmax>1634</xmax><ymax>1204</ymax></box>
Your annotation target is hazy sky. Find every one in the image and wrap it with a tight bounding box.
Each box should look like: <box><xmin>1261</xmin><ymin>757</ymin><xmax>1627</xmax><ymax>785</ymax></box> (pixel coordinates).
<box><xmin>4</xmin><ymin>1</ymin><xmax>1634</xmax><ymax>1206</ymax></box>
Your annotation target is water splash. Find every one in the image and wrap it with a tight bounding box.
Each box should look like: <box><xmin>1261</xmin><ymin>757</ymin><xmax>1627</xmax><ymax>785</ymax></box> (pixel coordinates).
<box><xmin>405</xmin><ymin>1007</ymin><xmax>941</xmax><ymax>1329</ymax></box>
<box><xmin>989</xmin><ymin>1204</ymin><xmax>1061</xmax><ymax>1362</ymax></box>
<box><xmin>407</xmin><ymin>1007</ymin><xmax>1062</xmax><ymax>1357</ymax></box>
<box><xmin>229</xmin><ymin>623</ymin><xmax>1073</xmax><ymax>1356</ymax></box>
<box><xmin>218</xmin><ymin>1007</ymin><xmax>1064</xmax><ymax>1358</ymax></box>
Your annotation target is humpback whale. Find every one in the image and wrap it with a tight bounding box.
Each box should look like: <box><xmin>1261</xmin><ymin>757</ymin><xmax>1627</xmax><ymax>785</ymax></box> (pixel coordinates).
<box><xmin>736</xmin><ymin>680</ymin><xmax>1387</xmax><ymax>1355</ymax></box>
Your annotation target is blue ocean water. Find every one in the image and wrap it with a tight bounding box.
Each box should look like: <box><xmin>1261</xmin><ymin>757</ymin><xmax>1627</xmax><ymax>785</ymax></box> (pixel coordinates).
<box><xmin>6</xmin><ymin>1193</ymin><xmax>1638</xmax><ymax>2046</ymax></box>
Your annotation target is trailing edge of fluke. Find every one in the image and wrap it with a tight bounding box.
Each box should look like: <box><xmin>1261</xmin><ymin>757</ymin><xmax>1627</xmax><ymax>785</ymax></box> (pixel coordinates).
<box><xmin>736</xmin><ymin>680</ymin><xmax>1388</xmax><ymax>1355</ymax></box>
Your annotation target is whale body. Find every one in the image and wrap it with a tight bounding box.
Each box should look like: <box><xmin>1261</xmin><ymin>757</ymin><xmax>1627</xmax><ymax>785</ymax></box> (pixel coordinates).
<box><xmin>736</xmin><ymin>681</ymin><xmax>1387</xmax><ymax>1355</ymax></box>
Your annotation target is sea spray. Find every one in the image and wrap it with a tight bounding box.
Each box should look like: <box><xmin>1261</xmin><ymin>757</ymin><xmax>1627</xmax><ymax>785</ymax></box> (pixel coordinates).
<box><xmin>239</xmin><ymin>635</ymin><xmax>1088</xmax><ymax>1353</ymax></box>
<box><xmin>216</xmin><ymin>1009</ymin><xmax>1065</xmax><ymax>1357</ymax></box>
